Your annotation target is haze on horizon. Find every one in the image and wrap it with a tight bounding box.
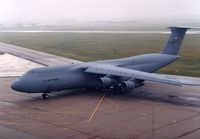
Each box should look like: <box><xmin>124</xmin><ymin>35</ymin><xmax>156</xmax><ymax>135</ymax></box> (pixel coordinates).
<box><xmin>0</xmin><ymin>0</ymin><xmax>200</xmax><ymax>25</ymax></box>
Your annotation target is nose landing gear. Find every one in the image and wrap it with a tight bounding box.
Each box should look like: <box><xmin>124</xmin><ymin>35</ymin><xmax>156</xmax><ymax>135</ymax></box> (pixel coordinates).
<box><xmin>42</xmin><ymin>93</ymin><xmax>49</xmax><ymax>99</ymax></box>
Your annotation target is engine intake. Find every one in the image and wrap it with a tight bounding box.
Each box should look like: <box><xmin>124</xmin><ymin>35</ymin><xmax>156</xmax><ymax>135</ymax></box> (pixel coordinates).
<box><xmin>99</xmin><ymin>77</ymin><xmax>114</xmax><ymax>87</ymax></box>
<box><xmin>121</xmin><ymin>81</ymin><xmax>136</xmax><ymax>90</ymax></box>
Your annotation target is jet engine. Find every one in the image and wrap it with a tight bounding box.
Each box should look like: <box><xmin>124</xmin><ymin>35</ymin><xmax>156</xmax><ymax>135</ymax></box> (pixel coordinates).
<box><xmin>121</xmin><ymin>81</ymin><xmax>136</xmax><ymax>90</ymax></box>
<box><xmin>99</xmin><ymin>77</ymin><xmax>114</xmax><ymax>87</ymax></box>
<box><xmin>112</xmin><ymin>80</ymin><xmax>144</xmax><ymax>92</ymax></box>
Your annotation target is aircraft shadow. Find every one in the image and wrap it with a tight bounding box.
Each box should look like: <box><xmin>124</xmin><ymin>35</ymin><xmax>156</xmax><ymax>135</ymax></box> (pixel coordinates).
<box><xmin>25</xmin><ymin>87</ymin><xmax>200</xmax><ymax>108</ymax></box>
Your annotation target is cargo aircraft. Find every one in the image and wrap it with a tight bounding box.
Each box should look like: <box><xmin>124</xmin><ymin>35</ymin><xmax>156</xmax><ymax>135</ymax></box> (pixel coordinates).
<box><xmin>11</xmin><ymin>26</ymin><xmax>200</xmax><ymax>99</ymax></box>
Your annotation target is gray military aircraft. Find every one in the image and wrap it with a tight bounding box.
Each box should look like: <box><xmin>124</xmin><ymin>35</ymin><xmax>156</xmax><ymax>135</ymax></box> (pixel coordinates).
<box><xmin>11</xmin><ymin>26</ymin><xmax>200</xmax><ymax>99</ymax></box>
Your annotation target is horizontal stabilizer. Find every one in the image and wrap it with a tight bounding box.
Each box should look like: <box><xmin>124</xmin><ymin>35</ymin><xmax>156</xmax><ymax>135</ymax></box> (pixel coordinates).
<box><xmin>168</xmin><ymin>26</ymin><xmax>200</xmax><ymax>30</ymax></box>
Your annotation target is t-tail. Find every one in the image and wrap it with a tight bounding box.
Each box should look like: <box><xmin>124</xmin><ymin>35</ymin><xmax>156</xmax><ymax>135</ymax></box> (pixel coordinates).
<box><xmin>160</xmin><ymin>26</ymin><xmax>191</xmax><ymax>55</ymax></box>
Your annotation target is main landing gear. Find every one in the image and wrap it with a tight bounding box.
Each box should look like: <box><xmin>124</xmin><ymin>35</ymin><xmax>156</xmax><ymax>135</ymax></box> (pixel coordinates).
<box><xmin>42</xmin><ymin>93</ymin><xmax>49</xmax><ymax>99</ymax></box>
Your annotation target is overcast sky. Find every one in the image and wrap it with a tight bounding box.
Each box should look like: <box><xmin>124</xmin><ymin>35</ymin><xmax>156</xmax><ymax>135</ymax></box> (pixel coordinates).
<box><xmin>0</xmin><ymin>0</ymin><xmax>200</xmax><ymax>24</ymax></box>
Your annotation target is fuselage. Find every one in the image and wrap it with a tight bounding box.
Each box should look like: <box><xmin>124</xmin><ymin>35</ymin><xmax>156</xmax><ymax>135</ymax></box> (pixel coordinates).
<box><xmin>11</xmin><ymin>53</ymin><xmax>179</xmax><ymax>93</ymax></box>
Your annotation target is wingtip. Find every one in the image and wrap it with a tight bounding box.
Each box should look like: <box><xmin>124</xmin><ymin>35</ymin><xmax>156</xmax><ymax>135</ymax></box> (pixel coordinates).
<box><xmin>180</xmin><ymin>80</ymin><xmax>200</xmax><ymax>86</ymax></box>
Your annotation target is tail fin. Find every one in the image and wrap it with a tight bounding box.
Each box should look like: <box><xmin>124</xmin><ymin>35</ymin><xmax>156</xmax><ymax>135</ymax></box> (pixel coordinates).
<box><xmin>161</xmin><ymin>26</ymin><xmax>190</xmax><ymax>55</ymax></box>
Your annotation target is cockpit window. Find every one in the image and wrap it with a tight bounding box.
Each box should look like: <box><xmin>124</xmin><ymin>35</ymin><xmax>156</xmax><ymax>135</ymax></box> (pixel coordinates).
<box><xmin>27</xmin><ymin>70</ymin><xmax>34</xmax><ymax>74</ymax></box>
<box><xmin>15</xmin><ymin>78</ymin><xmax>20</xmax><ymax>82</ymax></box>
<box><xmin>26</xmin><ymin>65</ymin><xmax>71</xmax><ymax>77</ymax></box>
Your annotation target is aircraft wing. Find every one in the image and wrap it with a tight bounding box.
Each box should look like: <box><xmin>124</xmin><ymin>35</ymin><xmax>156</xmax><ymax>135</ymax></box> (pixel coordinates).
<box><xmin>0</xmin><ymin>42</ymin><xmax>81</xmax><ymax>66</ymax></box>
<box><xmin>85</xmin><ymin>64</ymin><xmax>200</xmax><ymax>86</ymax></box>
<box><xmin>0</xmin><ymin>42</ymin><xmax>81</xmax><ymax>78</ymax></box>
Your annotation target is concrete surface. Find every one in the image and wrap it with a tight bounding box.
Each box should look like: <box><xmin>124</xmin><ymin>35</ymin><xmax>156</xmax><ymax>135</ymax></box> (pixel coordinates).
<box><xmin>0</xmin><ymin>42</ymin><xmax>200</xmax><ymax>139</ymax></box>
<box><xmin>1</xmin><ymin>78</ymin><xmax>200</xmax><ymax>139</ymax></box>
<box><xmin>0</xmin><ymin>51</ymin><xmax>5</xmax><ymax>55</ymax></box>
<box><xmin>0</xmin><ymin>53</ymin><xmax>42</xmax><ymax>77</ymax></box>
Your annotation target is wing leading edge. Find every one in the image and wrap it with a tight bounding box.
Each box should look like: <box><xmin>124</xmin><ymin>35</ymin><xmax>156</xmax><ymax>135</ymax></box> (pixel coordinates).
<box><xmin>85</xmin><ymin>64</ymin><xmax>200</xmax><ymax>86</ymax></box>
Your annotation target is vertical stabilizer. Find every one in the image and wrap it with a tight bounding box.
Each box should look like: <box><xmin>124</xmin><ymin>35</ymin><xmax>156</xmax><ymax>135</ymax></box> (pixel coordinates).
<box><xmin>161</xmin><ymin>26</ymin><xmax>189</xmax><ymax>55</ymax></box>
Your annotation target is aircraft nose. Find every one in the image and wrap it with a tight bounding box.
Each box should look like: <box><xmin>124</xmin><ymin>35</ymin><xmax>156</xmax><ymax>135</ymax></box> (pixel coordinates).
<box><xmin>11</xmin><ymin>79</ymin><xmax>25</xmax><ymax>92</ymax></box>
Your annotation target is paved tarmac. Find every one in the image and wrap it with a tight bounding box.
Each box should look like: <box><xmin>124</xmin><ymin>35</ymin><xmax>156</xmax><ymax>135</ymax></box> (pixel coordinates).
<box><xmin>0</xmin><ymin>42</ymin><xmax>200</xmax><ymax>139</ymax></box>
<box><xmin>1</xmin><ymin>78</ymin><xmax>200</xmax><ymax>139</ymax></box>
<box><xmin>0</xmin><ymin>53</ymin><xmax>42</xmax><ymax>77</ymax></box>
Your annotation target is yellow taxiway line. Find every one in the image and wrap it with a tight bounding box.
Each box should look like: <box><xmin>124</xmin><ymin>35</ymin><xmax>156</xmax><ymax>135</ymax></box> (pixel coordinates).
<box><xmin>88</xmin><ymin>93</ymin><xmax>106</xmax><ymax>122</ymax></box>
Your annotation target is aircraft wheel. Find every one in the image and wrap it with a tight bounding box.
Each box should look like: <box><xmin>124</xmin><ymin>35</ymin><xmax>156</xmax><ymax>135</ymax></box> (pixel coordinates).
<box><xmin>42</xmin><ymin>93</ymin><xmax>49</xmax><ymax>99</ymax></box>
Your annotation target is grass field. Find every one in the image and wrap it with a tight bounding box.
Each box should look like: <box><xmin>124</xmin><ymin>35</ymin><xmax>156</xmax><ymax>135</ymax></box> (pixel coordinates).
<box><xmin>0</xmin><ymin>32</ymin><xmax>200</xmax><ymax>77</ymax></box>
